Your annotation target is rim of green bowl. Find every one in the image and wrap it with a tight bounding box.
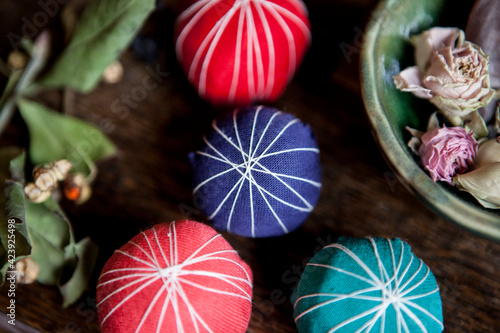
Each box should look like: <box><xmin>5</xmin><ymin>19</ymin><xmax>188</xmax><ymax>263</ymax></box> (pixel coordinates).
<box><xmin>360</xmin><ymin>0</ymin><xmax>500</xmax><ymax>241</ymax></box>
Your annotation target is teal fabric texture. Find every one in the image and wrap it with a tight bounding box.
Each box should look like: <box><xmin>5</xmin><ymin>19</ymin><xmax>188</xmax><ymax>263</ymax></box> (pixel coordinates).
<box><xmin>291</xmin><ymin>237</ymin><xmax>444</xmax><ymax>333</ymax></box>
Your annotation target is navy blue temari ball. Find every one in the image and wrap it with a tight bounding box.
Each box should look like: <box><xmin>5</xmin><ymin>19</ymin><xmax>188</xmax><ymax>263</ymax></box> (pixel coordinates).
<box><xmin>190</xmin><ymin>105</ymin><xmax>322</xmax><ymax>238</ymax></box>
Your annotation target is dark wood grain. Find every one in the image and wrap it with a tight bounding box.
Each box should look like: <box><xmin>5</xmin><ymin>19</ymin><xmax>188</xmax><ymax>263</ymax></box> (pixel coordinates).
<box><xmin>1</xmin><ymin>0</ymin><xmax>500</xmax><ymax>332</ymax></box>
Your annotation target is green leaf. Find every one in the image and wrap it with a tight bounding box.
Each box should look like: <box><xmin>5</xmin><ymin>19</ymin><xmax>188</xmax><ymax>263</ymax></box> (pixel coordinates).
<box><xmin>25</xmin><ymin>199</ymin><xmax>72</xmax><ymax>250</ymax></box>
<box><xmin>0</xmin><ymin>147</ymin><xmax>23</xmax><ymax>187</ymax></box>
<box><xmin>4</xmin><ymin>182</ymin><xmax>30</xmax><ymax>249</ymax></box>
<box><xmin>0</xmin><ymin>148</ymin><xmax>98</xmax><ymax>306</ymax></box>
<box><xmin>60</xmin><ymin>237</ymin><xmax>98</xmax><ymax>307</ymax></box>
<box><xmin>8</xmin><ymin>151</ymin><xmax>26</xmax><ymax>183</ymax></box>
<box><xmin>0</xmin><ymin>149</ymin><xmax>31</xmax><ymax>282</ymax></box>
<box><xmin>17</xmin><ymin>99</ymin><xmax>117</xmax><ymax>174</ymax></box>
<box><xmin>25</xmin><ymin>197</ymin><xmax>75</xmax><ymax>285</ymax></box>
<box><xmin>26</xmin><ymin>222</ymin><xmax>66</xmax><ymax>284</ymax></box>
<box><xmin>37</xmin><ymin>0</ymin><xmax>155</xmax><ymax>92</ymax></box>
<box><xmin>25</xmin><ymin>198</ymin><xmax>99</xmax><ymax>306</ymax></box>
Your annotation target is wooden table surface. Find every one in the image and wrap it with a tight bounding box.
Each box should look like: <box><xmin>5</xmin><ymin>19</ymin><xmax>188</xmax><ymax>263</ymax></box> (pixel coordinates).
<box><xmin>1</xmin><ymin>0</ymin><xmax>499</xmax><ymax>332</ymax></box>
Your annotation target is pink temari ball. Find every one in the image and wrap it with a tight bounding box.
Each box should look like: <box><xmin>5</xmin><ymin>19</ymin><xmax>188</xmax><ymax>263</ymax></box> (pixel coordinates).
<box><xmin>175</xmin><ymin>0</ymin><xmax>311</xmax><ymax>106</ymax></box>
<box><xmin>96</xmin><ymin>220</ymin><xmax>253</xmax><ymax>332</ymax></box>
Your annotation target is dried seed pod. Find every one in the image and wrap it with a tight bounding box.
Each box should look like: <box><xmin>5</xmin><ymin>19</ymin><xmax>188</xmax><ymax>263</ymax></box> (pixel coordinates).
<box><xmin>52</xmin><ymin>159</ymin><xmax>72</xmax><ymax>180</ymax></box>
<box><xmin>34</xmin><ymin>169</ymin><xmax>58</xmax><ymax>191</ymax></box>
<box><xmin>64</xmin><ymin>173</ymin><xmax>92</xmax><ymax>204</ymax></box>
<box><xmin>7</xmin><ymin>50</ymin><xmax>28</xmax><ymax>70</ymax></box>
<box><xmin>33</xmin><ymin>159</ymin><xmax>72</xmax><ymax>191</ymax></box>
<box><xmin>24</xmin><ymin>183</ymin><xmax>51</xmax><ymax>203</ymax></box>
<box><xmin>102</xmin><ymin>60</ymin><xmax>123</xmax><ymax>84</ymax></box>
<box><xmin>15</xmin><ymin>257</ymin><xmax>40</xmax><ymax>284</ymax></box>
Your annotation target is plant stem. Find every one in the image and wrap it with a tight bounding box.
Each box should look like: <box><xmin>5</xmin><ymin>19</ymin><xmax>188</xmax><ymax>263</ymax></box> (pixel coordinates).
<box><xmin>0</xmin><ymin>99</ymin><xmax>16</xmax><ymax>135</ymax></box>
<box><xmin>0</xmin><ymin>31</ymin><xmax>50</xmax><ymax>138</ymax></box>
<box><xmin>83</xmin><ymin>154</ymin><xmax>98</xmax><ymax>184</ymax></box>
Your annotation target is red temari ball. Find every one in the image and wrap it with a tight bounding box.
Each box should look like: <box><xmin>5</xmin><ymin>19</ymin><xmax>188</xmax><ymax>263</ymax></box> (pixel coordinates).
<box><xmin>175</xmin><ymin>0</ymin><xmax>311</xmax><ymax>106</ymax></box>
<box><xmin>96</xmin><ymin>220</ymin><xmax>253</xmax><ymax>332</ymax></box>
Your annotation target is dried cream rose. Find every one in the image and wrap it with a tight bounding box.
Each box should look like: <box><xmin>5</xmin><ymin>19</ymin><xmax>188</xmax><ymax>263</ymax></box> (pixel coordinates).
<box><xmin>454</xmin><ymin>162</ymin><xmax>500</xmax><ymax>209</ymax></box>
<box><xmin>453</xmin><ymin>138</ymin><xmax>500</xmax><ymax>209</ymax></box>
<box><xmin>394</xmin><ymin>27</ymin><xmax>495</xmax><ymax>122</ymax></box>
<box><xmin>471</xmin><ymin>138</ymin><xmax>500</xmax><ymax>170</ymax></box>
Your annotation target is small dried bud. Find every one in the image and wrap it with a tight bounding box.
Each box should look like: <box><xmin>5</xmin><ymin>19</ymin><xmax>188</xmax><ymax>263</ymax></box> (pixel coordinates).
<box><xmin>34</xmin><ymin>169</ymin><xmax>58</xmax><ymax>191</ymax></box>
<box><xmin>15</xmin><ymin>257</ymin><xmax>40</xmax><ymax>284</ymax></box>
<box><xmin>7</xmin><ymin>50</ymin><xmax>28</xmax><ymax>70</ymax></box>
<box><xmin>24</xmin><ymin>183</ymin><xmax>51</xmax><ymax>203</ymax></box>
<box><xmin>32</xmin><ymin>159</ymin><xmax>72</xmax><ymax>191</ymax></box>
<box><xmin>102</xmin><ymin>60</ymin><xmax>123</xmax><ymax>84</ymax></box>
<box><xmin>64</xmin><ymin>173</ymin><xmax>92</xmax><ymax>204</ymax></box>
<box><xmin>52</xmin><ymin>159</ymin><xmax>72</xmax><ymax>180</ymax></box>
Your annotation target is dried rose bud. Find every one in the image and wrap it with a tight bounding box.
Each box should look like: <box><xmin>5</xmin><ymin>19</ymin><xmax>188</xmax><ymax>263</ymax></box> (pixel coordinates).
<box><xmin>454</xmin><ymin>162</ymin><xmax>500</xmax><ymax>209</ymax></box>
<box><xmin>64</xmin><ymin>173</ymin><xmax>92</xmax><ymax>204</ymax></box>
<box><xmin>472</xmin><ymin>138</ymin><xmax>500</xmax><ymax>170</ymax></box>
<box><xmin>24</xmin><ymin>183</ymin><xmax>51</xmax><ymax>203</ymax></box>
<box><xmin>419</xmin><ymin>126</ymin><xmax>478</xmax><ymax>184</ymax></box>
<box><xmin>14</xmin><ymin>257</ymin><xmax>40</xmax><ymax>284</ymax></box>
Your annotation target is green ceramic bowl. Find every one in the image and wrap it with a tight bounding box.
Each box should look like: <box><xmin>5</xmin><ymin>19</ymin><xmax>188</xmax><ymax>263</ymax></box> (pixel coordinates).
<box><xmin>361</xmin><ymin>0</ymin><xmax>500</xmax><ymax>241</ymax></box>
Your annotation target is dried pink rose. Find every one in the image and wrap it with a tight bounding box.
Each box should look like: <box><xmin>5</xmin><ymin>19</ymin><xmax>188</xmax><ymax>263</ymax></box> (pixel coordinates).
<box><xmin>394</xmin><ymin>27</ymin><xmax>495</xmax><ymax>122</ymax></box>
<box><xmin>418</xmin><ymin>126</ymin><xmax>478</xmax><ymax>184</ymax></box>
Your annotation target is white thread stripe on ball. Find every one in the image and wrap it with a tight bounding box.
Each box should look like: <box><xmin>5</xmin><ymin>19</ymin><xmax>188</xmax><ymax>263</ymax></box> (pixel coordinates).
<box><xmin>193</xmin><ymin>107</ymin><xmax>320</xmax><ymax>237</ymax></box>
<box><xmin>176</xmin><ymin>0</ymin><xmax>312</xmax><ymax>102</ymax></box>
<box><xmin>97</xmin><ymin>221</ymin><xmax>252</xmax><ymax>332</ymax></box>
<box><xmin>294</xmin><ymin>238</ymin><xmax>444</xmax><ymax>333</ymax></box>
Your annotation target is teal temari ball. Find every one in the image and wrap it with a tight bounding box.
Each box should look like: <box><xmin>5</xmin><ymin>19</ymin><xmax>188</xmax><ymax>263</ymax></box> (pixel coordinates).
<box><xmin>291</xmin><ymin>237</ymin><xmax>444</xmax><ymax>333</ymax></box>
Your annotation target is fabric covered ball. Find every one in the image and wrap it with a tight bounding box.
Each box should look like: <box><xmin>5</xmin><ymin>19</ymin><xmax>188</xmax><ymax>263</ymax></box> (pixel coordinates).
<box><xmin>175</xmin><ymin>0</ymin><xmax>311</xmax><ymax>106</ymax></box>
<box><xmin>292</xmin><ymin>237</ymin><xmax>444</xmax><ymax>333</ymax></box>
<box><xmin>96</xmin><ymin>220</ymin><xmax>253</xmax><ymax>332</ymax></box>
<box><xmin>190</xmin><ymin>105</ymin><xmax>321</xmax><ymax>238</ymax></box>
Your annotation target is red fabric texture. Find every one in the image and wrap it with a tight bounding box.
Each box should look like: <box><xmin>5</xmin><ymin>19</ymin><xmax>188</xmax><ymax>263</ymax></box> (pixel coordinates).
<box><xmin>175</xmin><ymin>0</ymin><xmax>311</xmax><ymax>106</ymax></box>
<box><xmin>97</xmin><ymin>220</ymin><xmax>253</xmax><ymax>332</ymax></box>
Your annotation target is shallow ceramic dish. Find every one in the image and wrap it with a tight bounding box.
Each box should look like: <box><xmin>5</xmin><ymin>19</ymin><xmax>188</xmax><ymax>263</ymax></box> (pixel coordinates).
<box><xmin>361</xmin><ymin>0</ymin><xmax>500</xmax><ymax>241</ymax></box>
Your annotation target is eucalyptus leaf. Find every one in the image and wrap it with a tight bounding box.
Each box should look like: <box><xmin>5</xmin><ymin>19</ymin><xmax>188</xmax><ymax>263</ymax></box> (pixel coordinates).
<box><xmin>60</xmin><ymin>237</ymin><xmax>98</xmax><ymax>308</ymax></box>
<box><xmin>38</xmin><ymin>0</ymin><xmax>155</xmax><ymax>92</ymax></box>
<box><xmin>17</xmin><ymin>99</ymin><xmax>117</xmax><ymax>174</ymax></box>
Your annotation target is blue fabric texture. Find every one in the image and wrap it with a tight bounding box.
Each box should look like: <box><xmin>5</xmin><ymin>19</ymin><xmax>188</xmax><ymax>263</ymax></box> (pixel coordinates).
<box><xmin>190</xmin><ymin>105</ymin><xmax>322</xmax><ymax>238</ymax></box>
<box><xmin>291</xmin><ymin>237</ymin><xmax>444</xmax><ymax>333</ymax></box>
